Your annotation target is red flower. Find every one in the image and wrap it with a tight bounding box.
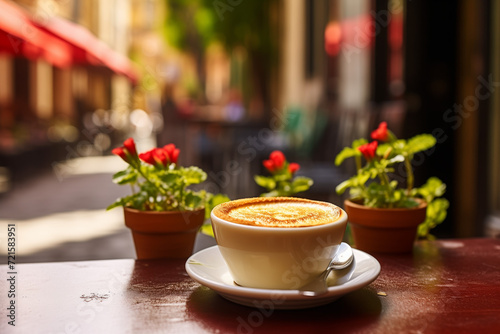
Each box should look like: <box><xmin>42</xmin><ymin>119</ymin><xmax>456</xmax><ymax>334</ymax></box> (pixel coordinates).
<box><xmin>263</xmin><ymin>150</ymin><xmax>286</xmax><ymax>173</ymax></box>
<box><xmin>358</xmin><ymin>141</ymin><xmax>378</xmax><ymax>161</ymax></box>
<box><xmin>139</xmin><ymin>144</ymin><xmax>180</xmax><ymax>168</ymax></box>
<box><xmin>163</xmin><ymin>144</ymin><xmax>180</xmax><ymax>164</ymax></box>
<box><xmin>138</xmin><ymin>149</ymin><xmax>155</xmax><ymax>166</ymax></box>
<box><xmin>139</xmin><ymin>148</ymin><xmax>165</xmax><ymax>168</ymax></box>
<box><xmin>263</xmin><ymin>159</ymin><xmax>276</xmax><ymax>172</ymax></box>
<box><xmin>371</xmin><ymin>122</ymin><xmax>389</xmax><ymax>142</ymax></box>
<box><xmin>123</xmin><ymin>138</ymin><xmax>137</xmax><ymax>156</ymax></box>
<box><xmin>289</xmin><ymin>163</ymin><xmax>300</xmax><ymax>174</ymax></box>
<box><xmin>153</xmin><ymin>148</ymin><xmax>169</xmax><ymax>167</ymax></box>
<box><xmin>270</xmin><ymin>151</ymin><xmax>285</xmax><ymax>169</ymax></box>
<box><xmin>111</xmin><ymin>147</ymin><xmax>128</xmax><ymax>162</ymax></box>
<box><xmin>112</xmin><ymin>137</ymin><xmax>138</xmax><ymax>163</ymax></box>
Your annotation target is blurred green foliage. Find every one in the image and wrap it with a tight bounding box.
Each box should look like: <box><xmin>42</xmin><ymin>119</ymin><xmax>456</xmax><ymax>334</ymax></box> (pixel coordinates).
<box><xmin>163</xmin><ymin>0</ymin><xmax>279</xmax><ymax>106</ymax></box>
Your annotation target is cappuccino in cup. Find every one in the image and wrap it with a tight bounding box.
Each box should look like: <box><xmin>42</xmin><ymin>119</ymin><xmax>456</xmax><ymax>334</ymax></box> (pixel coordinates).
<box><xmin>211</xmin><ymin>197</ymin><xmax>347</xmax><ymax>290</ymax></box>
<box><xmin>212</xmin><ymin>197</ymin><xmax>342</xmax><ymax>228</ymax></box>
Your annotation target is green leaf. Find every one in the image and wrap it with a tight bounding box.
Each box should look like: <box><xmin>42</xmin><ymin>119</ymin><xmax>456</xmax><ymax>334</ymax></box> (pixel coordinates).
<box><xmin>388</xmin><ymin>154</ymin><xmax>405</xmax><ymax>164</ymax></box>
<box><xmin>200</xmin><ymin>222</ymin><xmax>215</xmax><ymax>238</ymax></box>
<box><xmin>424</xmin><ymin>177</ymin><xmax>446</xmax><ymax>196</ymax></box>
<box><xmin>112</xmin><ymin>169</ymin><xmax>138</xmax><ymax>185</ymax></box>
<box><xmin>140</xmin><ymin>180</ymin><xmax>160</xmax><ymax>194</ymax></box>
<box><xmin>376</xmin><ymin>143</ymin><xmax>392</xmax><ymax>157</ymax></box>
<box><xmin>210</xmin><ymin>193</ymin><xmax>231</xmax><ymax>207</ymax></box>
<box><xmin>140</xmin><ymin>164</ymin><xmax>156</xmax><ymax>176</ymax></box>
<box><xmin>406</xmin><ymin>134</ymin><xmax>436</xmax><ymax>155</ymax></box>
<box><xmin>358</xmin><ymin>171</ymin><xmax>371</xmax><ymax>185</ymax></box>
<box><xmin>277</xmin><ymin>180</ymin><xmax>292</xmax><ymax>194</ymax></box>
<box><xmin>416</xmin><ymin>177</ymin><xmax>447</xmax><ymax>203</ymax></box>
<box><xmin>205</xmin><ymin>193</ymin><xmax>230</xmax><ymax>219</ymax></box>
<box><xmin>106</xmin><ymin>193</ymin><xmax>147</xmax><ymax>211</ymax></box>
<box><xmin>337</xmin><ymin>168</ymin><xmax>373</xmax><ymax>196</ymax></box>
<box><xmin>426</xmin><ymin>198</ymin><xmax>449</xmax><ymax>225</ymax></box>
<box><xmin>418</xmin><ymin>198</ymin><xmax>450</xmax><ymax>239</ymax></box>
<box><xmin>398</xmin><ymin>197</ymin><xmax>419</xmax><ymax>208</ymax></box>
<box><xmin>335</xmin><ymin>147</ymin><xmax>359</xmax><ymax>166</ymax></box>
<box><xmin>260</xmin><ymin>190</ymin><xmax>281</xmax><ymax>197</ymax></box>
<box><xmin>131</xmin><ymin>192</ymin><xmax>149</xmax><ymax>210</ymax></box>
<box><xmin>291</xmin><ymin>176</ymin><xmax>313</xmax><ymax>194</ymax></box>
<box><xmin>391</xmin><ymin>139</ymin><xmax>407</xmax><ymax>153</ymax></box>
<box><xmin>417</xmin><ymin>222</ymin><xmax>430</xmax><ymax>238</ymax></box>
<box><xmin>335</xmin><ymin>139</ymin><xmax>367</xmax><ymax>166</ymax></box>
<box><xmin>254</xmin><ymin>175</ymin><xmax>276</xmax><ymax>190</ymax></box>
<box><xmin>366</xmin><ymin>165</ymin><xmax>381</xmax><ymax>179</ymax></box>
<box><xmin>184</xmin><ymin>191</ymin><xmax>204</xmax><ymax>209</ymax></box>
<box><xmin>363</xmin><ymin>182</ymin><xmax>390</xmax><ymax>207</ymax></box>
<box><xmin>335</xmin><ymin>179</ymin><xmax>353</xmax><ymax>195</ymax></box>
<box><xmin>111</xmin><ymin>169</ymin><xmax>128</xmax><ymax>180</ymax></box>
<box><xmin>181</xmin><ymin>166</ymin><xmax>207</xmax><ymax>185</ymax></box>
<box><xmin>274</xmin><ymin>172</ymin><xmax>291</xmax><ymax>182</ymax></box>
<box><xmin>159</xmin><ymin>172</ymin><xmax>182</xmax><ymax>185</ymax></box>
<box><xmin>106</xmin><ymin>198</ymin><xmax>126</xmax><ymax>210</ymax></box>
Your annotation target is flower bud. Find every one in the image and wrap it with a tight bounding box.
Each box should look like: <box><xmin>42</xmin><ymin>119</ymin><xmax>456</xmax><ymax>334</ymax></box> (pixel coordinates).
<box><xmin>358</xmin><ymin>141</ymin><xmax>378</xmax><ymax>161</ymax></box>
<box><xmin>371</xmin><ymin>122</ymin><xmax>389</xmax><ymax>142</ymax></box>
<box><xmin>289</xmin><ymin>162</ymin><xmax>300</xmax><ymax>174</ymax></box>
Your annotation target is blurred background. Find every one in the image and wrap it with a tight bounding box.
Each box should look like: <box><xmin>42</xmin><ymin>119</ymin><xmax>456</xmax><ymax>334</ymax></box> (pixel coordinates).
<box><xmin>0</xmin><ymin>0</ymin><xmax>499</xmax><ymax>262</ymax></box>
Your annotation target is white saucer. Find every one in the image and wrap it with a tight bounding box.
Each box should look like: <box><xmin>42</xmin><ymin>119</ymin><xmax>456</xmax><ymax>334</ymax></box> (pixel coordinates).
<box><xmin>185</xmin><ymin>245</ymin><xmax>381</xmax><ymax>309</ymax></box>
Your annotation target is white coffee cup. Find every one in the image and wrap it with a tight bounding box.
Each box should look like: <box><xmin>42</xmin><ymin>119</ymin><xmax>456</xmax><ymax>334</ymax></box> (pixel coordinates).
<box><xmin>211</xmin><ymin>197</ymin><xmax>348</xmax><ymax>290</ymax></box>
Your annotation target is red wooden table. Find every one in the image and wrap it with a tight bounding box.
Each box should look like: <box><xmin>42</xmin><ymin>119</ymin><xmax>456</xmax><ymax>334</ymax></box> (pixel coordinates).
<box><xmin>1</xmin><ymin>238</ymin><xmax>499</xmax><ymax>333</ymax></box>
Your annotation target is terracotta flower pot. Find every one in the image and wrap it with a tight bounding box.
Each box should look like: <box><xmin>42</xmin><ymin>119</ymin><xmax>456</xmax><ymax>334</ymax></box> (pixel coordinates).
<box><xmin>344</xmin><ymin>199</ymin><xmax>427</xmax><ymax>253</ymax></box>
<box><xmin>123</xmin><ymin>207</ymin><xmax>205</xmax><ymax>259</ymax></box>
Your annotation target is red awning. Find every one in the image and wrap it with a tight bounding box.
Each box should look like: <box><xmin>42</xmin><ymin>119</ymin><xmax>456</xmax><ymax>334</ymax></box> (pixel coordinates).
<box><xmin>35</xmin><ymin>16</ymin><xmax>139</xmax><ymax>84</ymax></box>
<box><xmin>0</xmin><ymin>0</ymin><xmax>138</xmax><ymax>84</ymax></box>
<box><xmin>0</xmin><ymin>0</ymin><xmax>73</xmax><ymax>67</ymax></box>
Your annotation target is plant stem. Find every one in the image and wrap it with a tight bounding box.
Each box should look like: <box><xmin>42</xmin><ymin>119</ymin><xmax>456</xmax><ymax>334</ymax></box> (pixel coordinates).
<box><xmin>355</xmin><ymin>155</ymin><xmax>362</xmax><ymax>173</ymax></box>
<box><xmin>404</xmin><ymin>157</ymin><xmax>414</xmax><ymax>194</ymax></box>
<box><xmin>379</xmin><ymin>170</ymin><xmax>393</xmax><ymax>208</ymax></box>
<box><xmin>135</xmin><ymin>165</ymin><xmax>167</xmax><ymax>196</ymax></box>
<box><xmin>179</xmin><ymin>182</ymin><xmax>185</xmax><ymax>211</ymax></box>
<box><xmin>355</xmin><ymin>156</ymin><xmax>366</xmax><ymax>191</ymax></box>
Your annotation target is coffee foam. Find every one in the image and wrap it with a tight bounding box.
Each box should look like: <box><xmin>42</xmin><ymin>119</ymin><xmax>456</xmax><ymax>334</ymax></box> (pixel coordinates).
<box><xmin>213</xmin><ymin>197</ymin><xmax>342</xmax><ymax>227</ymax></box>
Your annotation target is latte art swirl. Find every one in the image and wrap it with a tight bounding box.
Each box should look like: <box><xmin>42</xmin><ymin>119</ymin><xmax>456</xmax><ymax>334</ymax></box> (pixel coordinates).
<box><xmin>213</xmin><ymin>197</ymin><xmax>342</xmax><ymax>227</ymax></box>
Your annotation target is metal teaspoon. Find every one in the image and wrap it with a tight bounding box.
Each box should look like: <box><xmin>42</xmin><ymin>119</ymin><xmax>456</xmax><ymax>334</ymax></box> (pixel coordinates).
<box><xmin>299</xmin><ymin>242</ymin><xmax>354</xmax><ymax>297</ymax></box>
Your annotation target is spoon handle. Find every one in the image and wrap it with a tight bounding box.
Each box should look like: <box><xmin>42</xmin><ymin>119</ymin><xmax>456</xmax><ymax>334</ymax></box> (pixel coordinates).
<box><xmin>298</xmin><ymin>243</ymin><xmax>354</xmax><ymax>297</ymax></box>
<box><xmin>299</xmin><ymin>268</ymin><xmax>333</xmax><ymax>297</ymax></box>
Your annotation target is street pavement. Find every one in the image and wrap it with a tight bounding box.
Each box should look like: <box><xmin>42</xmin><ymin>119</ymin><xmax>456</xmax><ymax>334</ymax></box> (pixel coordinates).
<box><xmin>0</xmin><ymin>156</ymin><xmax>137</xmax><ymax>263</ymax></box>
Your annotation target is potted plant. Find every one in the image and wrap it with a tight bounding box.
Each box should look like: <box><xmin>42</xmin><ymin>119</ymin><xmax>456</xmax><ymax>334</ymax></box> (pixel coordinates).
<box><xmin>254</xmin><ymin>150</ymin><xmax>313</xmax><ymax>197</ymax></box>
<box><xmin>335</xmin><ymin>122</ymin><xmax>449</xmax><ymax>253</ymax></box>
<box><xmin>107</xmin><ymin>138</ymin><xmax>229</xmax><ymax>259</ymax></box>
